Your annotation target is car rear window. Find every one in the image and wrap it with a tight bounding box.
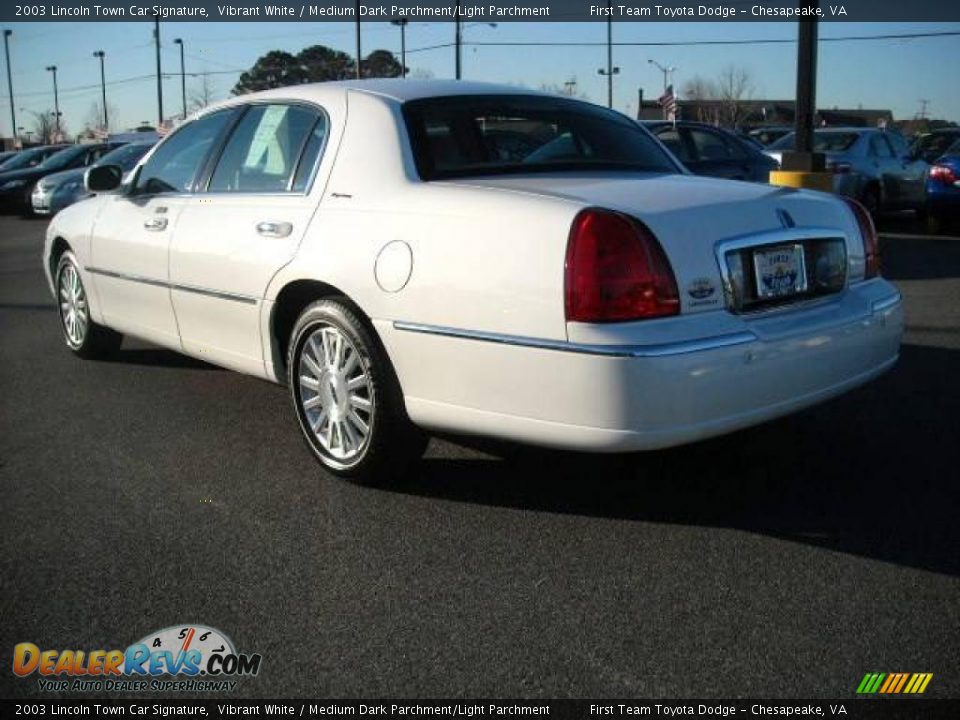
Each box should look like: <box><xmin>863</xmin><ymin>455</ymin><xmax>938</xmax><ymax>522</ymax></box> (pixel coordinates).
<box><xmin>403</xmin><ymin>95</ymin><xmax>679</xmax><ymax>180</ymax></box>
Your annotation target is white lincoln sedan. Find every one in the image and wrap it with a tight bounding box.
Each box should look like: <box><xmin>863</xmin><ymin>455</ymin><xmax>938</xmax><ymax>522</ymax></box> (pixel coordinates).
<box><xmin>43</xmin><ymin>80</ymin><xmax>902</xmax><ymax>482</ymax></box>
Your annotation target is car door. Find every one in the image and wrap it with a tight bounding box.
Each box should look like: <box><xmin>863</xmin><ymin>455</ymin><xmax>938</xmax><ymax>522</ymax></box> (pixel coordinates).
<box><xmin>88</xmin><ymin>109</ymin><xmax>238</xmax><ymax>348</ymax></box>
<box><xmin>686</xmin><ymin>127</ymin><xmax>750</xmax><ymax>180</ymax></box>
<box><xmin>168</xmin><ymin>102</ymin><xmax>330</xmax><ymax>376</ymax></box>
<box><xmin>887</xmin><ymin>136</ymin><xmax>929</xmax><ymax>208</ymax></box>
<box><xmin>868</xmin><ymin>133</ymin><xmax>904</xmax><ymax>206</ymax></box>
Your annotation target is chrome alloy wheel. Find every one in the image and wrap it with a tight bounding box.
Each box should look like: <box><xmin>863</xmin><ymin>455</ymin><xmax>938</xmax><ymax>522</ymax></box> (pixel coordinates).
<box><xmin>297</xmin><ymin>324</ymin><xmax>374</xmax><ymax>464</ymax></box>
<box><xmin>58</xmin><ymin>262</ymin><xmax>88</xmax><ymax>348</ymax></box>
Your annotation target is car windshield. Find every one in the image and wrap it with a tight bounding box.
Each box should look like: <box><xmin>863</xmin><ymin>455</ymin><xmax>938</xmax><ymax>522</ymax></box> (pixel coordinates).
<box><xmin>38</xmin><ymin>145</ymin><xmax>89</xmax><ymax>171</ymax></box>
<box><xmin>95</xmin><ymin>142</ymin><xmax>153</xmax><ymax>171</ymax></box>
<box><xmin>912</xmin><ymin>133</ymin><xmax>960</xmax><ymax>163</ymax></box>
<box><xmin>403</xmin><ymin>95</ymin><xmax>679</xmax><ymax>180</ymax></box>
<box><xmin>768</xmin><ymin>131</ymin><xmax>861</xmax><ymax>153</ymax></box>
<box><xmin>0</xmin><ymin>146</ymin><xmax>56</xmax><ymax>171</ymax></box>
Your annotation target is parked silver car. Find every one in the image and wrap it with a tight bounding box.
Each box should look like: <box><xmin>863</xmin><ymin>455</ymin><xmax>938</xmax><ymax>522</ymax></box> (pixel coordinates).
<box><xmin>765</xmin><ymin>128</ymin><xmax>927</xmax><ymax>214</ymax></box>
<box><xmin>31</xmin><ymin>141</ymin><xmax>155</xmax><ymax>216</ymax></box>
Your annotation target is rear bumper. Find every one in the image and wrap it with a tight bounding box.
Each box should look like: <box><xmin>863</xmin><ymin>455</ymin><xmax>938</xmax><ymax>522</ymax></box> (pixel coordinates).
<box><xmin>380</xmin><ymin>279</ymin><xmax>902</xmax><ymax>452</ymax></box>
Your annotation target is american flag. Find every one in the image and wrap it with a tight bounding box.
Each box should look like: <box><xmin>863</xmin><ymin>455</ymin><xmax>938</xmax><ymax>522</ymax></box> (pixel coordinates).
<box><xmin>658</xmin><ymin>84</ymin><xmax>677</xmax><ymax>122</ymax></box>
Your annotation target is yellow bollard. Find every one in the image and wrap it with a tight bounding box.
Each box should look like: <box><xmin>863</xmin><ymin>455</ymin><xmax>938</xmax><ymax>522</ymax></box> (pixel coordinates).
<box><xmin>768</xmin><ymin>170</ymin><xmax>833</xmax><ymax>192</ymax></box>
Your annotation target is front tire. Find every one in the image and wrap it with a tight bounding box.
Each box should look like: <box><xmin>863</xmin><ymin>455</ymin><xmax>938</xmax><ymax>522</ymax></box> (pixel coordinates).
<box><xmin>287</xmin><ymin>298</ymin><xmax>426</xmax><ymax>483</ymax></box>
<box><xmin>55</xmin><ymin>251</ymin><xmax>122</xmax><ymax>359</ymax></box>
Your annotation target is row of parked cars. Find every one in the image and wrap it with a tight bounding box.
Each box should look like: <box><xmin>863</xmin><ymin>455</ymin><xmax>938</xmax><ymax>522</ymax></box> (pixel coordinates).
<box><xmin>0</xmin><ymin>138</ymin><xmax>156</xmax><ymax>217</ymax></box>
<box><xmin>641</xmin><ymin>121</ymin><xmax>960</xmax><ymax>229</ymax></box>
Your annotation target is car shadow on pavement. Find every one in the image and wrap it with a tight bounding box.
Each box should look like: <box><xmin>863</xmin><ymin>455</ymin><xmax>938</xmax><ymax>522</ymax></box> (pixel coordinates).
<box><xmin>398</xmin><ymin>342</ymin><xmax>960</xmax><ymax>577</ymax></box>
<box><xmin>101</xmin><ymin>347</ymin><xmax>222</xmax><ymax>371</ymax></box>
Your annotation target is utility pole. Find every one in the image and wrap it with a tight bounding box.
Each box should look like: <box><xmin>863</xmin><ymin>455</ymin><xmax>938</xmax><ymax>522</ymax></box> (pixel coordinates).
<box><xmin>355</xmin><ymin>1</ymin><xmax>362</xmax><ymax>79</ymax></box>
<box><xmin>45</xmin><ymin>65</ymin><xmax>60</xmax><ymax>140</ymax></box>
<box><xmin>455</xmin><ymin>2</ymin><xmax>462</xmax><ymax>80</ymax></box>
<box><xmin>391</xmin><ymin>18</ymin><xmax>409</xmax><ymax>77</ymax></box>
<box><xmin>3</xmin><ymin>30</ymin><xmax>15</xmax><ymax>146</ymax></box>
<box><xmin>917</xmin><ymin>99</ymin><xmax>930</xmax><ymax>120</ymax></box>
<box><xmin>93</xmin><ymin>50</ymin><xmax>107</xmax><ymax>130</ymax></box>
<box><xmin>597</xmin><ymin>2</ymin><xmax>619</xmax><ymax>109</ymax></box>
<box><xmin>173</xmin><ymin>39</ymin><xmax>186</xmax><ymax>118</ymax></box>
<box><xmin>153</xmin><ymin>15</ymin><xmax>163</xmax><ymax>127</ymax></box>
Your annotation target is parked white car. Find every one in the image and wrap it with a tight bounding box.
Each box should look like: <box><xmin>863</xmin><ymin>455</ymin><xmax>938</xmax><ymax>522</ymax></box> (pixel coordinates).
<box><xmin>43</xmin><ymin>80</ymin><xmax>903</xmax><ymax>482</ymax></box>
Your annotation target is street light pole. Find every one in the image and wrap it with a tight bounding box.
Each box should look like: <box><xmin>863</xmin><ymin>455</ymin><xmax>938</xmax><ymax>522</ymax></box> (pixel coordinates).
<box><xmin>45</xmin><ymin>65</ymin><xmax>60</xmax><ymax>139</ymax></box>
<box><xmin>153</xmin><ymin>15</ymin><xmax>163</xmax><ymax>127</ymax></box>
<box><xmin>596</xmin><ymin>1</ymin><xmax>619</xmax><ymax>109</ymax></box>
<box><xmin>647</xmin><ymin>58</ymin><xmax>676</xmax><ymax>94</ymax></box>
<box><xmin>173</xmin><ymin>39</ymin><xmax>186</xmax><ymax>118</ymax></box>
<box><xmin>93</xmin><ymin>51</ymin><xmax>107</xmax><ymax>130</ymax></box>
<box><xmin>3</xmin><ymin>30</ymin><xmax>15</xmax><ymax>146</ymax></box>
<box><xmin>391</xmin><ymin>18</ymin><xmax>408</xmax><ymax>77</ymax></box>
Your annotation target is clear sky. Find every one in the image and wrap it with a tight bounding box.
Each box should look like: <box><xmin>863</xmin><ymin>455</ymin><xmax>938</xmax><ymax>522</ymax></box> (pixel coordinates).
<box><xmin>2</xmin><ymin>20</ymin><xmax>958</xmax><ymax>136</ymax></box>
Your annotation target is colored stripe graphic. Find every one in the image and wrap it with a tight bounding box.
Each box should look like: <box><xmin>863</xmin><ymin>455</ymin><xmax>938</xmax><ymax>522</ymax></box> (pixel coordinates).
<box><xmin>859</xmin><ymin>672</ymin><xmax>933</xmax><ymax>694</ymax></box>
<box><xmin>893</xmin><ymin>673</ymin><xmax>910</xmax><ymax>693</ymax></box>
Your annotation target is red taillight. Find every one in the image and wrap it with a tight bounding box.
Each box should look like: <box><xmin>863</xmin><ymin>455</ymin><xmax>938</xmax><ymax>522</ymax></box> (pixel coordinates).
<box><xmin>564</xmin><ymin>209</ymin><xmax>679</xmax><ymax>323</ymax></box>
<box><xmin>930</xmin><ymin>164</ymin><xmax>957</xmax><ymax>185</ymax></box>
<box><xmin>843</xmin><ymin>197</ymin><xmax>880</xmax><ymax>279</ymax></box>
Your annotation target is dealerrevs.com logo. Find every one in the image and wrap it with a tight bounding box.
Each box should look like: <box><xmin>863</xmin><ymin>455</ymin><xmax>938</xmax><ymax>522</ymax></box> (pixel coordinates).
<box><xmin>13</xmin><ymin>624</ymin><xmax>262</xmax><ymax>693</ymax></box>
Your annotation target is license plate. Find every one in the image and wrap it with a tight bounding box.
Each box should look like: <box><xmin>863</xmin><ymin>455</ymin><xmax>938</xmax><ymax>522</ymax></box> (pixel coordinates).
<box><xmin>753</xmin><ymin>244</ymin><xmax>807</xmax><ymax>299</ymax></box>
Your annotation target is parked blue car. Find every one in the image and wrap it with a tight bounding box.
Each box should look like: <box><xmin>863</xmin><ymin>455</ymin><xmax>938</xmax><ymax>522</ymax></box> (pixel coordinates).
<box><xmin>925</xmin><ymin>140</ymin><xmax>960</xmax><ymax>230</ymax></box>
<box><xmin>644</xmin><ymin>120</ymin><xmax>780</xmax><ymax>183</ymax></box>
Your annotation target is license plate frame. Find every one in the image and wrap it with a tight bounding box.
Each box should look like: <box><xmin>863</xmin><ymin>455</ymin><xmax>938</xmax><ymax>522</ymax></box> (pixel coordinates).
<box><xmin>752</xmin><ymin>243</ymin><xmax>808</xmax><ymax>300</ymax></box>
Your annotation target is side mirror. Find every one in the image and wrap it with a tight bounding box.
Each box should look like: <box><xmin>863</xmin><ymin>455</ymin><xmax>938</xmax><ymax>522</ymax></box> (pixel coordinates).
<box><xmin>85</xmin><ymin>164</ymin><xmax>122</xmax><ymax>193</ymax></box>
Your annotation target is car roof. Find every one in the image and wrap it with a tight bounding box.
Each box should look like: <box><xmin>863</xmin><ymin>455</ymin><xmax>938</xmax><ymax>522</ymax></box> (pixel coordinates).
<box><xmin>211</xmin><ymin>79</ymin><xmax>548</xmax><ymax>109</ymax></box>
<box><xmin>645</xmin><ymin>120</ymin><xmax>731</xmax><ymax>130</ymax></box>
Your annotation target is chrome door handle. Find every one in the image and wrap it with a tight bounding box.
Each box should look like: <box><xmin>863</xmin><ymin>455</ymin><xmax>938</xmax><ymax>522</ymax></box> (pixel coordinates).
<box><xmin>256</xmin><ymin>221</ymin><xmax>293</xmax><ymax>238</ymax></box>
<box><xmin>144</xmin><ymin>217</ymin><xmax>168</xmax><ymax>231</ymax></box>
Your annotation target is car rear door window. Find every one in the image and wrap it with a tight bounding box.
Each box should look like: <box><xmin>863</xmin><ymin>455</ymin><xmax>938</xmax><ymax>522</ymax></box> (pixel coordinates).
<box><xmin>689</xmin><ymin>128</ymin><xmax>737</xmax><ymax>161</ymax></box>
<box><xmin>870</xmin><ymin>134</ymin><xmax>894</xmax><ymax>158</ymax></box>
<box><xmin>208</xmin><ymin>104</ymin><xmax>322</xmax><ymax>193</ymax></box>
<box><xmin>135</xmin><ymin>109</ymin><xmax>236</xmax><ymax>195</ymax></box>
<box><xmin>655</xmin><ymin>127</ymin><xmax>693</xmax><ymax>163</ymax></box>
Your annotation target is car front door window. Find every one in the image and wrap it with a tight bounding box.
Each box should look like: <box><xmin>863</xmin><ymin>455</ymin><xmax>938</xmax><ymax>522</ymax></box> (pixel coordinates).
<box><xmin>135</xmin><ymin>110</ymin><xmax>236</xmax><ymax>195</ymax></box>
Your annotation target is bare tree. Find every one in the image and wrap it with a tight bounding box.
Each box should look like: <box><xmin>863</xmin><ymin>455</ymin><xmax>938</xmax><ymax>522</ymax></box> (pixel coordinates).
<box><xmin>681</xmin><ymin>75</ymin><xmax>717</xmax><ymax>101</ymax></box>
<box><xmin>189</xmin><ymin>72</ymin><xmax>218</xmax><ymax>113</ymax></box>
<box><xmin>29</xmin><ymin>110</ymin><xmax>68</xmax><ymax>144</ymax></box>
<box><xmin>539</xmin><ymin>77</ymin><xmax>588</xmax><ymax>100</ymax></box>
<box><xmin>85</xmin><ymin>100</ymin><xmax>118</xmax><ymax>132</ymax></box>
<box><xmin>681</xmin><ymin>74</ymin><xmax>720</xmax><ymax>124</ymax></box>
<box><xmin>408</xmin><ymin>67</ymin><xmax>435</xmax><ymax>80</ymax></box>
<box><xmin>715</xmin><ymin>64</ymin><xmax>754</xmax><ymax>129</ymax></box>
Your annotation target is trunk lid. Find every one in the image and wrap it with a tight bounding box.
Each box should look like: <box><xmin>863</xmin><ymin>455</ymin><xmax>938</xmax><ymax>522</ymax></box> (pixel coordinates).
<box><xmin>443</xmin><ymin>171</ymin><xmax>856</xmax><ymax>315</ymax></box>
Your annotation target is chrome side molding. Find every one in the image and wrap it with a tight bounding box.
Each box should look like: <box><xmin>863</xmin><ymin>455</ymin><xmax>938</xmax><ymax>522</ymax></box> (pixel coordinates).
<box><xmin>392</xmin><ymin>321</ymin><xmax>757</xmax><ymax>358</ymax></box>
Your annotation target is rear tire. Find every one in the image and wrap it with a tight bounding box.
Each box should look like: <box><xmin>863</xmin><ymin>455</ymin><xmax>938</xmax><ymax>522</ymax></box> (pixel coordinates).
<box><xmin>55</xmin><ymin>251</ymin><xmax>122</xmax><ymax>359</ymax></box>
<box><xmin>287</xmin><ymin>298</ymin><xmax>426</xmax><ymax>484</ymax></box>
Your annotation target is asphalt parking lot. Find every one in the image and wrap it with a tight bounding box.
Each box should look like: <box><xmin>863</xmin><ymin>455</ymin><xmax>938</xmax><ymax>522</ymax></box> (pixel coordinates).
<box><xmin>1</xmin><ymin>214</ymin><xmax>958</xmax><ymax>700</ymax></box>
